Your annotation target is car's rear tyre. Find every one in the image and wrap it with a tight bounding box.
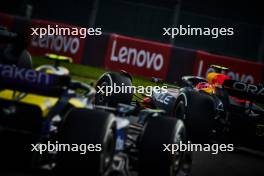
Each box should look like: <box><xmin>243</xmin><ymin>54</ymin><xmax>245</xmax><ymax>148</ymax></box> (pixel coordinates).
<box><xmin>95</xmin><ymin>72</ymin><xmax>133</xmax><ymax>107</ymax></box>
<box><xmin>55</xmin><ymin>108</ymin><xmax>116</xmax><ymax>176</ymax></box>
<box><xmin>138</xmin><ymin>117</ymin><xmax>192</xmax><ymax>176</ymax></box>
<box><xmin>174</xmin><ymin>91</ymin><xmax>215</xmax><ymax>143</ymax></box>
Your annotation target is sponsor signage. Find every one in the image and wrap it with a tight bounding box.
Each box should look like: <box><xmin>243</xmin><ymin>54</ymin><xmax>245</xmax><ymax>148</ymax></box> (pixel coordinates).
<box><xmin>194</xmin><ymin>51</ymin><xmax>264</xmax><ymax>84</ymax></box>
<box><xmin>104</xmin><ymin>34</ymin><xmax>172</xmax><ymax>79</ymax></box>
<box><xmin>0</xmin><ymin>64</ymin><xmax>50</xmax><ymax>86</ymax></box>
<box><xmin>0</xmin><ymin>64</ymin><xmax>70</xmax><ymax>95</ymax></box>
<box><xmin>28</xmin><ymin>19</ymin><xmax>86</xmax><ymax>64</ymax></box>
<box><xmin>1</xmin><ymin>13</ymin><xmax>264</xmax><ymax>85</ymax></box>
<box><xmin>0</xmin><ymin>64</ymin><xmax>67</xmax><ymax>86</ymax></box>
<box><xmin>223</xmin><ymin>79</ymin><xmax>264</xmax><ymax>103</ymax></box>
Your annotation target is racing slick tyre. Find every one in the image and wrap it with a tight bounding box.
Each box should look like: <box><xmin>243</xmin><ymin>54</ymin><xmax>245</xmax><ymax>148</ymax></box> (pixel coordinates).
<box><xmin>95</xmin><ymin>72</ymin><xmax>133</xmax><ymax>107</ymax></box>
<box><xmin>174</xmin><ymin>91</ymin><xmax>215</xmax><ymax>143</ymax></box>
<box><xmin>55</xmin><ymin>108</ymin><xmax>116</xmax><ymax>176</ymax></box>
<box><xmin>138</xmin><ymin>117</ymin><xmax>192</xmax><ymax>176</ymax></box>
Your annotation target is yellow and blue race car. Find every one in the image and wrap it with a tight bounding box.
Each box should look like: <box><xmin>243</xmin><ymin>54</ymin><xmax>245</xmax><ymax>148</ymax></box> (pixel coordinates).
<box><xmin>0</xmin><ymin>29</ymin><xmax>192</xmax><ymax>176</ymax></box>
<box><xmin>0</xmin><ymin>60</ymin><xmax>193</xmax><ymax>176</ymax></box>
<box><xmin>0</xmin><ymin>54</ymin><xmax>117</xmax><ymax>176</ymax></box>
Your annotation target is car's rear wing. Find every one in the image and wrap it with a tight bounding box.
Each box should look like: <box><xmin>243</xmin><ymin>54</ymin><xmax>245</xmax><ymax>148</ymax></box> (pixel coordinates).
<box><xmin>0</xmin><ymin>64</ymin><xmax>70</xmax><ymax>96</ymax></box>
<box><xmin>223</xmin><ymin>79</ymin><xmax>264</xmax><ymax>104</ymax></box>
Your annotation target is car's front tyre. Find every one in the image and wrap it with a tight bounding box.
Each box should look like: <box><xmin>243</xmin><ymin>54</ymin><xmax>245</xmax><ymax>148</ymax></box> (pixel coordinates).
<box><xmin>55</xmin><ymin>108</ymin><xmax>116</xmax><ymax>176</ymax></box>
<box><xmin>138</xmin><ymin>117</ymin><xmax>192</xmax><ymax>176</ymax></box>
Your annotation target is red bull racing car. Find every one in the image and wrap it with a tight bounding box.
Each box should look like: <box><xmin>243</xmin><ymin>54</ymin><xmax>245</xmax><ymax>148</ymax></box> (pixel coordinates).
<box><xmin>99</xmin><ymin>65</ymin><xmax>264</xmax><ymax>150</ymax></box>
<box><xmin>152</xmin><ymin>65</ymin><xmax>264</xmax><ymax>148</ymax></box>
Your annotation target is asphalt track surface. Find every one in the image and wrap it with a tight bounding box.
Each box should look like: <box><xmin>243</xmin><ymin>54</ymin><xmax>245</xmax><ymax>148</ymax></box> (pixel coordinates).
<box><xmin>1</xmin><ymin>150</ymin><xmax>264</xmax><ymax>176</ymax></box>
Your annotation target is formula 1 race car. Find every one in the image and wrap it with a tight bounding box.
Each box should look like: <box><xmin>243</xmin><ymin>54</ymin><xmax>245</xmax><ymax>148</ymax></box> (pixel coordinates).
<box><xmin>0</xmin><ymin>61</ymin><xmax>118</xmax><ymax>175</ymax></box>
<box><xmin>98</xmin><ymin>65</ymin><xmax>264</xmax><ymax>150</ymax></box>
<box><xmin>0</xmin><ymin>29</ymin><xmax>192</xmax><ymax>176</ymax></box>
<box><xmin>0</xmin><ymin>62</ymin><xmax>191</xmax><ymax>176</ymax></box>
<box><xmin>153</xmin><ymin>65</ymin><xmax>264</xmax><ymax>148</ymax></box>
<box><xmin>155</xmin><ymin>65</ymin><xmax>264</xmax><ymax>149</ymax></box>
<box><xmin>95</xmin><ymin>72</ymin><xmax>192</xmax><ymax>176</ymax></box>
<box><xmin>0</xmin><ymin>28</ymin><xmax>114</xmax><ymax>175</ymax></box>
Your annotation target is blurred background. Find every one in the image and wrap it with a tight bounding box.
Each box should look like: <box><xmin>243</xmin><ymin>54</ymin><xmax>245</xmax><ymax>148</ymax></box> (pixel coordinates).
<box><xmin>0</xmin><ymin>1</ymin><xmax>264</xmax><ymax>176</ymax></box>
<box><xmin>1</xmin><ymin>0</ymin><xmax>263</xmax><ymax>63</ymax></box>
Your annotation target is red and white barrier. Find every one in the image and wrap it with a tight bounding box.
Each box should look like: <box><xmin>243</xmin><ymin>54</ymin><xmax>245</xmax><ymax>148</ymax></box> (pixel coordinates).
<box><xmin>0</xmin><ymin>12</ymin><xmax>263</xmax><ymax>84</ymax></box>
<box><xmin>194</xmin><ymin>51</ymin><xmax>263</xmax><ymax>84</ymax></box>
<box><xmin>104</xmin><ymin>34</ymin><xmax>172</xmax><ymax>79</ymax></box>
<box><xmin>28</xmin><ymin>19</ymin><xmax>87</xmax><ymax>64</ymax></box>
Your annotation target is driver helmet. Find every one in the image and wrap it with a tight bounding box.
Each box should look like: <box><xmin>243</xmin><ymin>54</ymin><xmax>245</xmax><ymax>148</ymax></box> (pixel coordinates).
<box><xmin>36</xmin><ymin>65</ymin><xmax>70</xmax><ymax>76</ymax></box>
<box><xmin>195</xmin><ymin>82</ymin><xmax>214</xmax><ymax>94</ymax></box>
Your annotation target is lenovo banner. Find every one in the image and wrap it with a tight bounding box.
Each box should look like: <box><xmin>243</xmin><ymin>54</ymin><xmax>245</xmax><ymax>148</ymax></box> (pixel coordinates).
<box><xmin>104</xmin><ymin>34</ymin><xmax>172</xmax><ymax>79</ymax></box>
<box><xmin>28</xmin><ymin>19</ymin><xmax>86</xmax><ymax>64</ymax></box>
<box><xmin>194</xmin><ymin>51</ymin><xmax>264</xmax><ymax>84</ymax></box>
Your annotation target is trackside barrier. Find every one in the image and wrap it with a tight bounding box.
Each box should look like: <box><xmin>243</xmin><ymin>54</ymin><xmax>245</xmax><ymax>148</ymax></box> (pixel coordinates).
<box><xmin>194</xmin><ymin>51</ymin><xmax>264</xmax><ymax>84</ymax></box>
<box><xmin>0</xmin><ymin>13</ymin><xmax>87</xmax><ymax>64</ymax></box>
<box><xmin>104</xmin><ymin>34</ymin><xmax>172</xmax><ymax>79</ymax></box>
<box><xmin>0</xmin><ymin>12</ymin><xmax>264</xmax><ymax>84</ymax></box>
<box><xmin>28</xmin><ymin>19</ymin><xmax>87</xmax><ymax>64</ymax></box>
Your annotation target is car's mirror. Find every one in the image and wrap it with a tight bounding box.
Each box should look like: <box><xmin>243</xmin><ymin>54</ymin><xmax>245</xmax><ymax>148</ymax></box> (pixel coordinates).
<box><xmin>151</xmin><ymin>77</ymin><xmax>164</xmax><ymax>83</ymax></box>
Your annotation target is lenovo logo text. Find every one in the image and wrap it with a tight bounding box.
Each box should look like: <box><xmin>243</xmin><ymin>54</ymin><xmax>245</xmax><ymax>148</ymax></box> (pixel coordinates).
<box><xmin>110</xmin><ymin>40</ymin><xmax>164</xmax><ymax>71</ymax></box>
<box><xmin>31</xmin><ymin>35</ymin><xmax>80</xmax><ymax>54</ymax></box>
